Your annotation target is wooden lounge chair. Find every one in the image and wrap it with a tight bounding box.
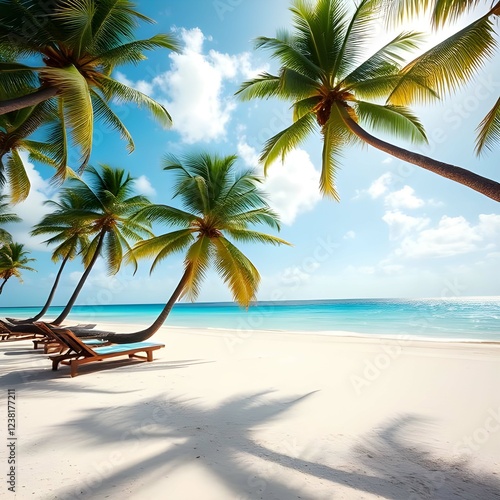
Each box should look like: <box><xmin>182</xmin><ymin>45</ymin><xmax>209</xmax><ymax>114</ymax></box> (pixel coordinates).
<box><xmin>32</xmin><ymin>326</ymin><xmax>111</xmax><ymax>354</ymax></box>
<box><xmin>0</xmin><ymin>320</ymin><xmax>46</xmax><ymax>342</ymax></box>
<box><xmin>35</xmin><ymin>323</ymin><xmax>165</xmax><ymax>377</ymax></box>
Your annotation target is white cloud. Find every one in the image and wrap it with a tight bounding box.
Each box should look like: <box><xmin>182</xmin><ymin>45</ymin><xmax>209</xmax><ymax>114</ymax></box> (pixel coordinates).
<box><xmin>382</xmin><ymin>210</ymin><xmax>430</xmax><ymax>240</ymax></box>
<box><xmin>343</xmin><ymin>230</ymin><xmax>356</xmax><ymax>240</ymax></box>
<box><xmin>367</xmin><ymin>172</ymin><xmax>393</xmax><ymax>199</ymax></box>
<box><xmin>384</xmin><ymin>185</ymin><xmax>425</xmax><ymax>210</ymax></box>
<box><xmin>134</xmin><ymin>175</ymin><xmax>156</xmax><ymax>197</ymax></box>
<box><xmin>382</xmin><ymin>157</ymin><xmax>394</xmax><ymax>164</ymax></box>
<box><xmin>396</xmin><ymin>214</ymin><xmax>500</xmax><ymax>259</ymax></box>
<box><xmin>136</xmin><ymin>27</ymin><xmax>269</xmax><ymax>144</ymax></box>
<box><xmin>237</xmin><ymin>138</ymin><xmax>321</xmax><ymax>225</ymax></box>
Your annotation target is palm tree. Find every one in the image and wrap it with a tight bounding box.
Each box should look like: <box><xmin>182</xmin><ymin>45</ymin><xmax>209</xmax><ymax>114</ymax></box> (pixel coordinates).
<box><xmin>0</xmin><ymin>0</ymin><xmax>180</xmax><ymax>180</ymax></box>
<box><xmin>51</xmin><ymin>164</ymin><xmax>153</xmax><ymax>325</ymax></box>
<box><xmin>0</xmin><ymin>193</ymin><xmax>20</xmax><ymax>245</ymax></box>
<box><xmin>236</xmin><ymin>0</ymin><xmax>500</xmax><ymax>202</ymax></box>
<box><xmin>383</xmin><ymin>0</ymin><xmax>499</xmax><ymax>155</ymax></box>
<box><xmin>87</xmin><ymin>152</ymin><xmax>290</xmax><ymax>344</ymax></box>
<box><xmin>0</xmin><ymin>242</ymin><xmax>36</xmax><ymax>294</ymax></box>
<box><xmin>13</xmin><ymin>191</ymin><xmax>91</xmax><ymax>322</ymax></box>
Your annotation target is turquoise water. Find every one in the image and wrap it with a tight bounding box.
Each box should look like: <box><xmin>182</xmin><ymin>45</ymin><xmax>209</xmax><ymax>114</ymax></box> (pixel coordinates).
<box><xmin>1</xmin><ymin>297</ymin><xmax>499</xmax><ymax>342</ymax></box>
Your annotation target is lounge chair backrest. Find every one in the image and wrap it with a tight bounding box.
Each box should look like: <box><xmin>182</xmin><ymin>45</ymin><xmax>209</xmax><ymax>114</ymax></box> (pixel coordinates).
<box><xmin>34</xmin><ymin>323</ymin><xmax>90</xmax><ymax>356</ymax></box>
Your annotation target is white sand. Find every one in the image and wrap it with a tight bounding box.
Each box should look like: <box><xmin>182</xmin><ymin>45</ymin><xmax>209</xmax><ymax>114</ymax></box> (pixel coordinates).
<box><xmin>2</xmin><ymin>323</ymin><xmax>500</xmax><ymax>499</ymax></box>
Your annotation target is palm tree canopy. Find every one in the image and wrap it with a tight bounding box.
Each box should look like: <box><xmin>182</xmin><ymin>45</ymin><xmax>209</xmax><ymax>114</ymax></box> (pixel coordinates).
<box><xmin>130</xmin><ymin>153</ymin><xmax>290</xmax><ymax>307</ymax></box>
<box><xmin>0</xmin><ymin>0</ymin><xmax>180</xmax><ymax>181</ymax></box>
<box><xmin>45</xmin><ymin>164</ymin><xmax>154</xmax><ymax>275</ymax></box>
<box><xmin>31</xmin><ymin>190</ymin><xmax>91</xmax><ymax>264</ymax></box>
<box><xmin>382</xmin><ymin>0</ymin><xmax>499</xmax><ymax>154</ymax></box>
<box><xmin>0</xmin><ymin>242</ymin><xmax>36</xmax><ymax>281</ymax></box>
<box><xmin>236</xmin><ymin>0</ymin><xmax>433</xmax><ymax>199</ymax></box>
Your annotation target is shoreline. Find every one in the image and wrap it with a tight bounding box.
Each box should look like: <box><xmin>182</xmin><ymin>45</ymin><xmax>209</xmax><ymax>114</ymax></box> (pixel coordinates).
<box><xmin>41</xmin><ymin>318</ymin><xmax>500</xmax><ymax>346</ymax></box>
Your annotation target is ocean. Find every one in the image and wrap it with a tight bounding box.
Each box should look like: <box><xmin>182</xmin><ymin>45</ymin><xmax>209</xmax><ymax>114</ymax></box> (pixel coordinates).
<box><xmin>1</xmin><ymin>297</ymin><xmax>499</xmax><ymax>342</ymax></box>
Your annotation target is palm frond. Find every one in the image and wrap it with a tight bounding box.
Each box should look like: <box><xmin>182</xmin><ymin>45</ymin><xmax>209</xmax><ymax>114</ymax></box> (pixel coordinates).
<box><xmin>475</xmin><ymin>97</ymin><xmax>500</xmax><ymax>156</ymax></box>
<box><xmin>335</xmin><ymin>0</ymin><xmax>382</xmax><ymax>79</ymax></box>
<box><xmin>235</xmin><ymin>72</ymin><xmax>281</xmax><ymax>101</ymax></box>
<box><xmin>98</xmin><ymin>74</ymin><xmax>172</xmax><ymax>127</ymax></box>
<box><xmin>5</xmin><ymin>148</ymin><xmax>29</xmax><ymax>203</ymax></box>
<box><xmin>53</xmin><ymin>0</ymin><xmax>96</xmax><ymax>58</ymax></box>
<box><xmin>354</xmin><ymin>100</ymin><xmax>428</xmax><ymax>144</ymax></box>
<box><xmin>90</xmin><ymin>90</ymin><xmax>134</xmax><ymax>153</ymax></box>
<box><xmin>181</xmin><ymin>235</ymin><xmax>212</xmax><ymax>301</ymax></box>
<box><xmin>97</xmin><ymin>34</ymin><xmax>180</xmax><ymax>70</ymax></box>
<box><xmin>212</xmin><ymin>236</ymin><xmax>260</xmax><ymax>307</ymax></box>
<box><xmin>260</xmin><ymin>113</ymin><xmax>317</xmax><ymax>171</ymax></box>
<box><xmin>342</xmin><ymin>31</ymin><xmax>425</xmax><ymax>85</ymax></box>
<box><xmin>0</xmin><ymin>62</ymin><xmax>38</xmax><ymax>99</ymax></box>
<box><xmin>224</xmin><ymin>228</ymin><xmax>291</xmax><ymax>247</ymax></box>
<box><xmin>39</xmin><ymin>65</ymin><xmax>93</xmax><ymax>173</ymax></box>
<box><xmin>129</xmin><ymin>229</ymin><xmax>195</xmax><ymax>274</ymax></box>
<box><xmin>388</xmin><ymin>13</ymin><xmax>496</xmax><ymax>104</ymax></box>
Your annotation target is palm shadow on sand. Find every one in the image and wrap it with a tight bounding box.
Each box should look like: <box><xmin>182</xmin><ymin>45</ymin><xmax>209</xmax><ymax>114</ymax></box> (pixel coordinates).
<box><xmin>35</xmin><ymin>391</ymin><xmax>500</xmax><ymax>499</ymax></box>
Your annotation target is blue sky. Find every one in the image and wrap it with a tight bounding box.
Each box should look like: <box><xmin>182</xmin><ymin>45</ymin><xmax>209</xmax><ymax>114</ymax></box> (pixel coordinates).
<box><xmin>2</xmin><ymin>0</ymin><xmax>500</xmax><ymax>308</ymax></box>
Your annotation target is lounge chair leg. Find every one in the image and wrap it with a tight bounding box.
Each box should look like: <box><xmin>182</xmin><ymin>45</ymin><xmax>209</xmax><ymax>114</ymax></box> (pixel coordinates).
<box><xmin>147</xmin><ymin>351</ymin><xmax>153</xmax><ymax>362</ymax></box>
<box><xmin>52</xmin><ymin>359</ymin><xmax>59</xmax><ymax>371</ymax></box>
<box><xmin>70</xmin><ymin>362</ymin><xmax>78</xmax><ymax>377</ymax></box>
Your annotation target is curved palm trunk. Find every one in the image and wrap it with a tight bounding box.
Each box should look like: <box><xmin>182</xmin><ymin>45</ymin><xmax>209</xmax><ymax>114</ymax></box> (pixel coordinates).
<box><xmin>52</xmin><ymin>231</ymin><xmax>106</xmax><ymax>326</ymax></box>
<box><xmin>26</xmin><ymin>254</ymin><xmax>71</xmax><ymax>322</ymax></box>
<box><xmin>339</xmin><ymin>107</ymin><xmax>500</xmax><ymax>202</ymax></box>
<box><xmin>0</xmin><ymin>277</ymin><xmax>9</xmax><ymax>294</ymax></box>
<box><xmin>84</xmin><ymin>265</ymin><xmax>192</xmax><ymax>344</ymax></box>
<box><xmin>0</xmin><ymin>86</ymin><xmax>58</xmax><ymax>115</ymax></box>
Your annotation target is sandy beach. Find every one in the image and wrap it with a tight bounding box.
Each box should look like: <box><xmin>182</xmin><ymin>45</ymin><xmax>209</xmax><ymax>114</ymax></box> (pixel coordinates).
<box><xmin>2</xmin><ymin>323</ymin><xmax>500</xmax><ymax>499</ymax></box>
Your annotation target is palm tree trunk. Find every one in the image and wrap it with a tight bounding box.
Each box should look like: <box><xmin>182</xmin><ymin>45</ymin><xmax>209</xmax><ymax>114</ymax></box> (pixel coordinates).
<box><xmin>84</xmin><ymin>265</ymin><xmax>193</xmax><ymax>344</ymax></box>
<box><xmin>26</xmin><ymin>254</ymin><xmax>71</xmax><ymax>322</ymax></box>
<box><xmin>0</xmin><ymin>86</ymin><xmax>59</xmax><ymax>115</ymax></box>
<box><xmin>52</xmin><ymin>231</ymin><xmax>106</xmax><ymax>326</ymax></box>
<box><xmin>339</xmin><ymin>107</ymin><xmax>500</xmax><ymax>202</ymax></box>
<box><xmin>0</xmin><ymin>277</ymin><xmax>8</xmax><ymax>294</ymax></box>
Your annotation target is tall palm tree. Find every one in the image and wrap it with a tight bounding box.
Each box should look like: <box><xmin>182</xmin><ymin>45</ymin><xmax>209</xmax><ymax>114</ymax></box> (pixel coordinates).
<box><xmin>51</xmin><ymin>164</ymin><xmax>153</xmax><ymax>325</ymax></box>
<box><xmin>87</xmin><ymin>153</ymin><xmax>290</xmax><ymax>344</ymax></box>
<box><xmin>0</xmin><ymin>0</ymin><xmax>180</xmax><ymax>180</ymax></box>
<box><xmin>236</xmin><ymin>0</ymin><xmax>500</xmax><ymax>202</ymax></box>
<box><xmin>16</xmin><ymin>191</ymin><xmax>91</xmax><ymax>322</ymax></box>
<box><xmin>0</xmin><ymin>242</ymin><xmax>36</xmax><ymax>294</ymax></box>
<box><xmin>0</xmin><ymin>193</ymin><xmax>20</xmax><ymax>245</ymax></box>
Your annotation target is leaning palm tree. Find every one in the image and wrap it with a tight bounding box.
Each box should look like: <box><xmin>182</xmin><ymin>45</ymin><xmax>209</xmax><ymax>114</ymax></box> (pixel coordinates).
<box><xmin>383</xmin><ymin>0</ymin><xmax>500</xmax><ymax>155</ymax></box>
<box><xmin>51</xmin><ymin>164</ymin><xmax>153</xmax><ymax>325</ymax></box>
<box><xmin>0</xmin><ymin>242</ymin><xmax>36</xmax><ymax>294</ymax></box>
<box><xmin>0</xmin><ymin>193</ymin><xmax>20</xmax><ymax>245</ymax></box>
<box><xmin>13</xmin><ymin>191</ymin><xmax>92</xmax><ymax>322</ymax></box>
<box><xmin>85</xmin><ymin>152</ymin><xmax>290</xmax><ymax>344</ymax></box>
<box><xmin>0</xmin><ymin>0</ymin><xmax>180</xmax><ymax>180</ymax></box>
<box><xmin>236</xmin><ymin>0</ymin><xmax>500</xmax><ymax>202</ymax></box>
